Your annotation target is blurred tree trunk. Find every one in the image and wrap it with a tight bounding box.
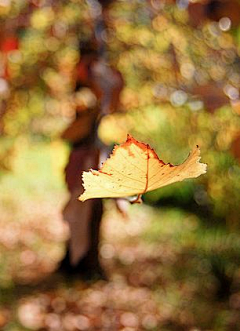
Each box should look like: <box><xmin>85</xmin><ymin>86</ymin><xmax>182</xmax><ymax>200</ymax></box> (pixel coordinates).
<box><xmin>59</xmin><ymin>141</ymin><xmax>105</xmax><ymax>279</ymax></box>
<box><xmin>58</xmin><ymin>0</ymin><xmax>123</xmax><ymax>279</ymax></box>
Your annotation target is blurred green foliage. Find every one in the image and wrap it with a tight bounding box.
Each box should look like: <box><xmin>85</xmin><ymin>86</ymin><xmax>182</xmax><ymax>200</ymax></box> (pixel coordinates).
<box><xmin>0</xmin><ymin>2</ymin><xmax>239</xmax><ymax>223</ymax></box>
<box><xmin>0</xmin><ymin>139</ymin><xmax>68</xmax><ymax>287</ymax></box>
<box><xmin>0</xmin><ymin>0</ymin><xmax>240</xmax><ymax>269</ymax></box>
<box><xmin>1</xmin><ymin>2</ymin><xmax>240</xmax><ymax>329</ymax></box>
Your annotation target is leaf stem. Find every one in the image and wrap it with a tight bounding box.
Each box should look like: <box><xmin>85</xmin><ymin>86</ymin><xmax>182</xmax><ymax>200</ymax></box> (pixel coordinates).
<box><xmin>130</xmin><ymin>194</ymin><xmax>143</xmax><ymax>204</ymax></box>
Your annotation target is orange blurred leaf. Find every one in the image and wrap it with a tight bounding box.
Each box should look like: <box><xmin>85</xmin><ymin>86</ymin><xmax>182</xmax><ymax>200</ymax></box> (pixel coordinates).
<box><xmin>79</xmin><ymin>135</ymin><xmax>207</xmax><ymax>203</ymax></box>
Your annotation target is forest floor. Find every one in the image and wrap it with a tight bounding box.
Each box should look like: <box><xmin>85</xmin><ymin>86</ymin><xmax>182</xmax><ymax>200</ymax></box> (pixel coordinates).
<box><xmin>1</xmin><ymin>140</ymin><xmax>240</xmax><ymax>331</ymax></box>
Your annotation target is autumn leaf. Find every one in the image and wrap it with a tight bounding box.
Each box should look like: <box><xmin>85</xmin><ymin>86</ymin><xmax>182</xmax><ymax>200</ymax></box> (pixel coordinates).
<box><xmin>79</xmin><ymin>135</ymin><xmax>207</xmax><ymax>203</ymax></box>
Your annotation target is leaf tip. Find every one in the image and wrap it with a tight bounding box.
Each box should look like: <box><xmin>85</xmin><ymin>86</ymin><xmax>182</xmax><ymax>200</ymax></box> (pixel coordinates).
<box><xmin>194</xmin><ymin>145</ymin><xmax>207</xmax><ymax>174</ymax></box>
<box><xmin>126</xmin><ymin>133</ymin><xmax>134</xmax><ymax>142</ymax></box>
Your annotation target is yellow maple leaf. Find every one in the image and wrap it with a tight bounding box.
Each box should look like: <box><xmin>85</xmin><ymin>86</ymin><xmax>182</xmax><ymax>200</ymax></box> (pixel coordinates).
<box><xmin>79</xmin><ymin>135</ymin><xmax>207</xmax><ymax>203</ymax></box>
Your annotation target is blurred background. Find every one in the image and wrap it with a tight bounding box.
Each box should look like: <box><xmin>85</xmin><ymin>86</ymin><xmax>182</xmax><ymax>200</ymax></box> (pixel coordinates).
<box><xmin>1</xmin><ymin>0</ymin><xmax>240</xmax><ymax>330</ymax></box>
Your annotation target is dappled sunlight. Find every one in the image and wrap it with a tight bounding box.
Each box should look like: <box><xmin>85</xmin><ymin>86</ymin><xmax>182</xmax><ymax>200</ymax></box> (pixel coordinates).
<box><xmin>2</xmin><ymin>0</ymin><xmax>240</xmax><ymax>330</ymax></box>
<box><xmin>2</xmin><ymin>197</ymin><xmax>240</xmax><ymax>329</ymax></box>
<box><xmin>0</xmin><ymin>141</ymin><xmax>69</xmax><ymax>286</ymax></box>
